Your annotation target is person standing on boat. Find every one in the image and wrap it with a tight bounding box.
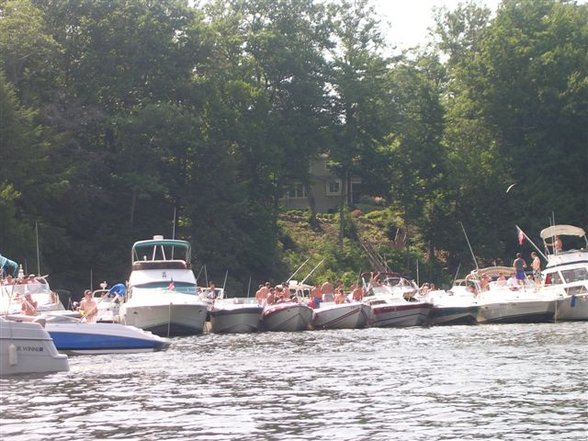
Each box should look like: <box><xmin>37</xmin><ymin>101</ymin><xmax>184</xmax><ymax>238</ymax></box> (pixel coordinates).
<box><xmin>513</xmin><ymin>253</ymin><xmax>527</xmax><ymax>289</ymax></box>
<box><xmin>531</xmin><ymin>251</ymin><xmax>542</xmax><ymax>284</ymax></box>
<box><xmin>79</xmin><ymin>290</ymin><xmax>98</xmax><ymax>322</ymax></box>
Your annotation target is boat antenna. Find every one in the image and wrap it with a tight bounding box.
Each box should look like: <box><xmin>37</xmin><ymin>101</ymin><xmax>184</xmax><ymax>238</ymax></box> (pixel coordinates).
<box><xmin>452</xmin><ymin>262</ymin><xmax>462</xmax><ymax>286</ymax></box>
<box><xmin>222</xmin><ymin>269</ymin><xmax>228</xmax><ymax>292</ymax></box>
<box><xmin>194</xmin><ymin>265</ymin><xmax>204</xmax><ymax>284</ymax></box>
<box><xmin>286</xmin><ymin>256</ymin><xmax>311</xmax><ymax>283</ymax></box>
<box><xmin>300</xmin><ymin>259</ymin><xmax>325</xmax><ymax>285</ymax></box>
<box><xmin>246</xmin><ymin>275</ymin><xmax>251</xmax><ymax>297</ymax></box>
<box><xmin>459</xmin><ymin>221</ymin><xmax>479</xmax><ymax>271</ymax></box>
<box><xmin>35</xmin><ymin>221</ymin><xmax>41</xmax><ymax>275</ymax></box>
<box><xmin>172</xmin><ymin>207</ymin><xmax>177</xmax><ymax>240</ymax></box>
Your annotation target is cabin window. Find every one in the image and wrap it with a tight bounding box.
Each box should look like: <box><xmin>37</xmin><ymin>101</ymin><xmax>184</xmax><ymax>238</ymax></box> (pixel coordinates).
<box><xmin>545</xmin><ymin>272</ymin><xmax>563</xmax><ymax>285</ymax></box>
<box><xmin>561</xmin><ymin>268</ymin><xmax>588</xmax><ymax>283</ymax></box>
<box><xmin>326</xmin><ymin>179</ymin><xmax>341</xmax><ymax>196</ymax></box>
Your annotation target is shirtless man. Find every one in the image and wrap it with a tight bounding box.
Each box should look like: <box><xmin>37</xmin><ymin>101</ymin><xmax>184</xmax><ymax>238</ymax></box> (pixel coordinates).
<box><xmin>321</xmin><ymin>280</ymin><xmax>334</xmax><ymax>302</ymax></box>
<box><xmin>79</xmin><ymin>289</ymin><xmax>98</xmax><ymax>322</ymax></box>
<box><xmin>255</xmin><ymin>282</ymin><xmax>270</xmax><ymax>305</ymax></box>
<box><xmin>21</xmin><ymin>293</ymin><xmax>38</xmax><ymax>316</ymax></box>
<box><xmin>531</xmin><ymin>251</ymin><xmax>541</xmax><ymax>284</ymax></box>
<box><xmin>351</xmin><ymin>284</ymin><xmax>364</xmax><ymax>301</ymax></box>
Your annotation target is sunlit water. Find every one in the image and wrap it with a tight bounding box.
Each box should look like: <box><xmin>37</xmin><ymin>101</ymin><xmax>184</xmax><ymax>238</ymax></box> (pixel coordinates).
<box><xmin>1</xmin><ymin>322</ymin><xmax>587</xmax><ymax>441</ymax></box>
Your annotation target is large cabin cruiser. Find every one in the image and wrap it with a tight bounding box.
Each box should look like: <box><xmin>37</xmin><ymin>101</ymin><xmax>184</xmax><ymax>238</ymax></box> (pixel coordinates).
<box><xmin>119</xmin><ymin>236</ymin><xmax>208</xmax><ymax>336</ymax></box>
<box><xmin>539</xmin><ymin>225</ymin><xmax>588</xmax><ymax>321</ymax></box>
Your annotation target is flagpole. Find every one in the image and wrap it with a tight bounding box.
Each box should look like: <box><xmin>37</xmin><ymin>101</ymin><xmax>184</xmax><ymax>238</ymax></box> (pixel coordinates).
<box><xmin>516</xmin><ymin>225</ymin><xmax>547</xmax><ymax>260</ymax></box>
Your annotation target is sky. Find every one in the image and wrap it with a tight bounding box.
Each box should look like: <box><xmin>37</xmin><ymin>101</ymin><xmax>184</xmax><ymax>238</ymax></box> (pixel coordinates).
<box><xmin>372</xmin><ymin>0</ymin><xmax>502</xmax><ymax>49</ymax></box>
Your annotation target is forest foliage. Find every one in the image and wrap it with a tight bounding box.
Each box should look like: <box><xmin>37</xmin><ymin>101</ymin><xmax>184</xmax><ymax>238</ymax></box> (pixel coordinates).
<box><xmin>1</xmin><ymin>0</ymin><xmax>586</xmax><ymax>295</ymax></box>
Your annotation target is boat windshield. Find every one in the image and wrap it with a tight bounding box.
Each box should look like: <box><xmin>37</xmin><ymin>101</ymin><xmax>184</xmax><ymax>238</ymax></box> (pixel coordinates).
<box><xmin>133</xmin><ymin>281</ymin><xmax>197</xmax><ymax>295</ymax></box>
<box><xmin>561</xmin><ymin>267</ymin><xmax>588</xmax><ymax>284</ymax></box>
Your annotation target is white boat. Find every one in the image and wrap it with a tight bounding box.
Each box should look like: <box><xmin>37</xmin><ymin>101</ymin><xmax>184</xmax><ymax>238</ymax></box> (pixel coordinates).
<box><xmin>92</xmin><ymin>283</ymin><xmax>125</xmax><ymax>323</ymax></box>
<box><xmin>425</xmin><ymin>282</ymin><xmax>479</xmax><ymax>326</ymax></box>
<box><xmin>1</xmin><ymin>274</ymin><xmax>66</xmax><ymax>315</ymax></box>
<box><xmin>539</xmin><ymin>224</ymin><xmax>588</xmax><ymax>321</ymax></box>
<box><xmin>311</xmin><ymin>301</ymin><xmax>372</xmax><ymax>330</ymax></box>
<box><xmin>119</xmin><ymin>236</ymin><xmax>208</xmax><ymax>336</ymax></box>
<box><xmin>7</xmin><ymin>313</ymin><xmax>171</xmax><ymax>355</ymax></box>
<box><xmin>0</xmin><ymin>316</ymin><xmax>69</xmax><ymax>376</ymax></box>
<box><xmin>209</xmin><ymin>297</ymin><xmax>263</xmax><ymax>334</ymax></box>
<box><xmin>472</xmin><ymin>266</ymin><xmax>556</xmax><ymax>324</ymax></box>
<box><xmin>363</xmin><ymin>272</ymin><xmax>431</xmax><ymax>327</ymax></box>
<box><xmin>261</xmin><ymin>302</ymin><xmax>313</xmax><ymax>332</ymax></box>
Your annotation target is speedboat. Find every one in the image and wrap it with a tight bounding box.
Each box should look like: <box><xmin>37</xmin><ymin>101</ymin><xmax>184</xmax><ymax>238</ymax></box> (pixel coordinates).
<box><xmin>539</xmin><ymin>225</ymin><xmax>588</xmax><ymax>321</ymax></box>
<box><xmin>363</xmin><ymin>272</ymin><xmax>431</xmax><ymax>327</ymax></box>
<box><xmin>13</xmin><ymin>314</ymin><xmax>170</xmax><ymax>355</ymax></box>
<box><xmin>119</xmin><ymin>236</ymin><xmax>208</xmax><ymax>336</ymax></box>
<box><xmin>0</xmin><ymin>316</ymin><xmax>69</xmax><ymax>375</ymax></box>
<box><xmin>1</xmin><ymin>273</ymin><xmax>66</xmax><ymax>314</ymax></box>
<box><xmin>209</xmin><ymin>297</ymin><xmax>263</xmax><ymax>334</ymax></box>
<box><xmin>261</xmin><ymin>302</ymin><xmax>313</xmax><ymax>332</ymax></box>
<box><xmin>311</xmin><ymin>301</ymin><xmax>372</xmax><ymax>330</ymax></box>
<box><xmin>425</xmin><ymin>282</ymin><xmax>479</xmax><ymax>326</ymax></box>
<box><xmin>472</xmin><ymin>266</ymin><xmax>556</xmax><ymax>324</ymax></box>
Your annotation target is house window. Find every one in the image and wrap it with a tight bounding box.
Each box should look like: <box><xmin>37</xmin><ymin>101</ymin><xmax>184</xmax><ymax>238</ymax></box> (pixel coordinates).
<box><xmin>326</xmin><ymin>179</ymin><xmax>341</xmax><ymax>196</ymax></box>
<box><xmin>287</xmin><ymin>183</ymin><xmax>307</xmax><ymax>199</ymax></box>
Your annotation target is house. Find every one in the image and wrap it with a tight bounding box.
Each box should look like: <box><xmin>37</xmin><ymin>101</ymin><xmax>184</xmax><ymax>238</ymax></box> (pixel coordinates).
<box><xmin>280</xmin><ymin>154</ymin><xmax>362</xmax><ymax>212</ymax></box>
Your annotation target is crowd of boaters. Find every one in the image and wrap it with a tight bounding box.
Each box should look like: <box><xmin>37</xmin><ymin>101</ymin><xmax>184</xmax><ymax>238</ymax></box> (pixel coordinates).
<box><xmin>254</xmin><ymin>274</ymin><xmax>379</xmax><ymax>308</ymax></box>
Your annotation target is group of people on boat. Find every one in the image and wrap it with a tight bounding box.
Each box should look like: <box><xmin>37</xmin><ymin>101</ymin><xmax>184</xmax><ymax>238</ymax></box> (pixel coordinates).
<box><xmin>254</xmin><ymin>279</ymin><xmax>366</xmax><ymax>309</ymax></box>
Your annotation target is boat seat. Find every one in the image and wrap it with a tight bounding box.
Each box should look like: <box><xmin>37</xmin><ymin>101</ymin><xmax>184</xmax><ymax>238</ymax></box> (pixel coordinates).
<box><xmin>132</xmin><ymin>261</ymin><xmax>187</xmax><ymax>270</ymax></box>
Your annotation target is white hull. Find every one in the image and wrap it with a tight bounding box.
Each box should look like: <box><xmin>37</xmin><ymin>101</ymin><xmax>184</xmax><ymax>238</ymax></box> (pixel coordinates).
<box><xmin>555</xmin><ymin>294</ymin><xmax>588</xmax><ymax>321</ymax></box>
<box><xmin>209</xmin><ymin>303</ymin><xmax>263</xmax><ymax>334</ymax></box>
<box><xmin>312</xmin><ymin>302</ymin><xmax>372</xmax><ymax>330</ymax></box>
<box><xmin>0</xmin><ymin>317</ymin><xmax>69</xmax><ymax>376</ymax></box>
<box><xmin>477</xmin><ymin>299</ymin><xmax>555</xmax><ymax>324</ymax></box>
<box><xmin>262</xmin><ymin>303</ymin><xmax>313</xmax><ymax>332</ymax></box>
<box><xmin>121</xmin><ymin>298</ymin><xmax>207</xmax><ymax>336</ymax></box>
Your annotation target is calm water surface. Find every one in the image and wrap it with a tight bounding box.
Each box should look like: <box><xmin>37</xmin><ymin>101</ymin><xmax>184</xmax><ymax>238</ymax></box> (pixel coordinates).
<box><xmin>1</xmin><ymin>322</ymin><xmax>587</xmax><ymax>441</ymax></box>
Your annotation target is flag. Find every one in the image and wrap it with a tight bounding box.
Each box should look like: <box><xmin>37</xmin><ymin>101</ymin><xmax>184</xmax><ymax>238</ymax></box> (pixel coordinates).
<box><xmin>168</xmin><ymin>279</ymin><xmax>175</xmax><ymax>290</ymax></box>
<box><xmin>517</xmin><ymin>227</ymin><xmax>525</xmax><ymax>246</ymax></box>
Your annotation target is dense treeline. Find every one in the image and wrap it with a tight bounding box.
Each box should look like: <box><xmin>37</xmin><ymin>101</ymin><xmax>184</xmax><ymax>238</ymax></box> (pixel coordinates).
<box><xmin>1</xmin><ymin>0</ymin><xmax>586</xmax><ymax>295</ymax></box>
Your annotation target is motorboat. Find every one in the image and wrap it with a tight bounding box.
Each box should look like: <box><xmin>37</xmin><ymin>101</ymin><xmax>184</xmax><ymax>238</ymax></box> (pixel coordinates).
<box><xmin>1</xmin><ymin>273</ymin><xmax>66</xmax><ymax>315</ymax></box>
<box><xmin>471</xmin><ymin>266</ymin><xmax>556</xmax><ymax>324</ymax></box>
<box><xmin>425</xmin><ymin>282</ymin><xmax>479</xmax><ymax>326</ymax></box>
<box><xmin>362</xmin><ymin>272</ymin><xmax>431</xmax><ymax>327</ymax></box>
<box><xmin>261</xmin><ymin>302</ymin><xmax>313</xmax><ymax>332</ymax></box>
<box><xmin>209</xmin><ymin>297</ymin><xmax>263</xmax><ymax>334</ymax></box>
<box><xmin>7</xmin><ymin>313</ymin><xmax>170</xmax><ymax>355</ymax></box>
<box><xmin>539</xmin><ymin>225</ymin><xmax>588</xmax><ymax>321</ymax></box>
<box><xmin>0</xmin><ymin>316</ymin><xmax>69</xmax><ymax>375</ymax></box>
<box><xmin>119</xmin><ymin>236</ymin><xmax>208</xmax><ymax>336</ymax></box>
<box><xmin>92</xmin><ymin>282</ymin><xmax>125</xmax><ymax>323</ymax></box>
<box><xmin>311</xmin><ymin>301</ymin><xmax>372</xmax><ymax>330</ymax></box>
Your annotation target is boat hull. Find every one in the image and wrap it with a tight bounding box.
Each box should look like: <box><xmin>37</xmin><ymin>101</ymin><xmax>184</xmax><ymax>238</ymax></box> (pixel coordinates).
<box><xmin>209</xmin><ymin>305</ymin><xmax>263</xmax><ymax>334</ymax></box>
<box><xmin>45</xmin><ymin>322</ymin><xmax>170</xmax><ymax>355</ymax></box>
<box><xmin>370</xmin><ymin>302</ymin><xmax>431</xmax><ymax>328</ymax></box>
<box><xmin>0</xmin><ymin>318</ymin><xmax>69</xmax><ymax>375</ymax></box>
<box><xmin>555</xmin><ymin>294</ymin><xmax>588</xmax><ymax>321</ymax></box>
<box><xmin>477</xmin><ymin>300</ymin><xmax>555</xmax><ymax>324</ymax></box>
<box><xmin>122</xmin><ymin>303</ymin><xmax>207</xmax><ymax>336</ymax></box>
<box><xmin>429</xmin><ymin>305</ymin><xmax>479</xmax><ymax>326</ymax></box>
<box><xmin>262</xmin><ymin>303</ymin><xmax>313</xmax><ymax>332</ymax></box>
<box><xmin>312</xmin><ymin>303</ymin><xmax>372</xmax><ymax>330</ymax></box>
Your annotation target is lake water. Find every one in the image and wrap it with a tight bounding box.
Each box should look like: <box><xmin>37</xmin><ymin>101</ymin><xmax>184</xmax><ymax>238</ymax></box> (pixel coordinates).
<box><xmin>1</xmin><ymin>322</ymin><xmax>587</xmax><ymax>441</ymax></box>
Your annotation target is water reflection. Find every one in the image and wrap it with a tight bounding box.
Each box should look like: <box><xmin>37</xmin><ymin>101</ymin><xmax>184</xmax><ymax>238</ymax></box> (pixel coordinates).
<box><xmin>1</xmin><ymin>323</ymin><xmax>587</xmax><ymax>440</ymax></box>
